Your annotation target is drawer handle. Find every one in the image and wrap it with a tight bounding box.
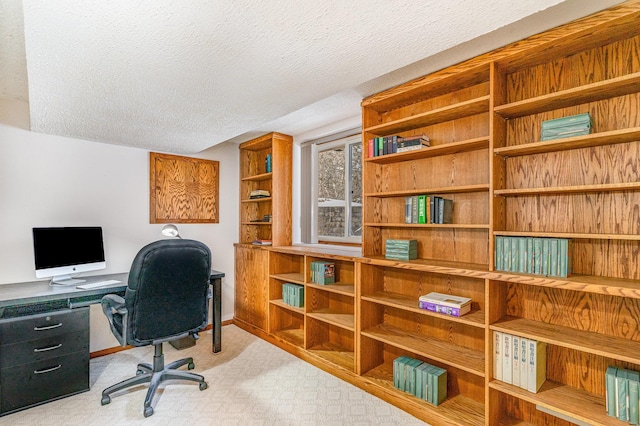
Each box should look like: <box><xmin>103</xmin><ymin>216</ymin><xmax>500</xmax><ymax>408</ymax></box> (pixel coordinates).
<box><xmin>34</xmin><ymin>365</ymin><xmax>62</xmax><ymax>374</ymax></box>
<box><xmin>34</xmin><ymin>323</ymin><xmax>63</xmax><ymax>331</ymax></box>
<box><xmin>34</xmin><ymin>343</ymin><xmax>63</xmax><ymax>353</ymax></box>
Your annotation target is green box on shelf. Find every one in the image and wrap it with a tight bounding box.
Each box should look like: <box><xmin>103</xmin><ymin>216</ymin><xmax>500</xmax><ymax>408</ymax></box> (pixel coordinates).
<box><xmin>385</xmin><ymin>239</ymin><xmax>418</xmax><ymax>260</ymax></box>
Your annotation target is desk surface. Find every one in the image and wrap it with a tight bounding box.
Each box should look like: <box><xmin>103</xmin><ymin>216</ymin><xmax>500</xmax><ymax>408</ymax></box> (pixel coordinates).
<box><xmin>0</xmin><ymin>270</ymin><xmax>225</xmax><ymax>309</ymax></box>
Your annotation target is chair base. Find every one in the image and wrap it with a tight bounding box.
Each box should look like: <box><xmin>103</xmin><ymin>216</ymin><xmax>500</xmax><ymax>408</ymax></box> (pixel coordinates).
<box><xmin>101</xmin><ymin>343</ymin><xmax>208</xmax><ymax>417</ymax></box>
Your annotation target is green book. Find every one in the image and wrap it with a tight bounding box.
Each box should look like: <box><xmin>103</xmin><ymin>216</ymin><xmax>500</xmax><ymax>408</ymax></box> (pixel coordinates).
<box><xmin>417</xmin><ymin>195</ymin><xmax>427</xmax><ymax>224</ymax></box>
<box><xmin>405</xmin><ymin>358</ymin><xmax>423</xmax><ymax>395</ymax></box>
<box><xmin>617</xmin><ymin>368</ymin><xmax>629</xmax><ymax>421</ymax></box>
<box><xmin>606</xmin><ymin>366</ymin><xmax>618</xmax><ymax>417</ymax></box>
<box><xmin>549</xmin><ymin>238</ymin><xmax>559</xmax><ymax>277</ymax></box>
<box><xmin>526</xmin><ymin>237</ymin><xmax>534</xmax><ymax>274</ymax></box>
<box><xmin>415</xmin><ymin>363</ymin><xmax>430</xmax><ymax>400</ymax></box>
<box><xmin>510</xmin><ymin>236</ymin><xmax>519</xmax><ymax>273</ymax></box>
<box><xmin>431</xmin><ymin>366</ymin><xmax>447</xmax><ymax>406</ymax></box>
<box><xmin>503</xmin><ymin>237</ymin><xmax>511</xmax><ymax>272</ymax></box>
<box><xmin>533</xmin><ymin>238</ymin><xmax>542</xmax><ymax>274</ymax></box>
<box><xmin>394</xmin><ymin>356</ymin><xmax>410</xmax><ymax>389</ymax></box>
<box><xmin>542</xmin><ymin>238</ymin><xmax>550</xmax><ymax>276</ymax></box>
<box><xmin>518</xmin><ymin>237</ymin><xmax>526</xmax><ymax>273</ymax></box>
<box><xmin>629</xmin><ymin>370</ymin><xmax>639</xmax><ymax>425</ymax></box>
<box><xmin>495</xmin><ymin>236</ymin><xmax>503</xmax><ymax>271</ymax></box>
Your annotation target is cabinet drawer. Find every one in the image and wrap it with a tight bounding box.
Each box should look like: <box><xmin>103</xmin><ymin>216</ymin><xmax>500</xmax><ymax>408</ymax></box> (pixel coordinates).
<box><xmin>0</xmin><ymin>350</ymin><xmax>89</xmax><ymax>414</ymax></box>
<box><xmin>0</xmin><ymin>308</ymin><xmax>88</xmax><ymax>344</ymax></box>
<box><xmin>0</xmin><ymin>329</ymin><xmax>88</xmax><ymax>368</ymax></box>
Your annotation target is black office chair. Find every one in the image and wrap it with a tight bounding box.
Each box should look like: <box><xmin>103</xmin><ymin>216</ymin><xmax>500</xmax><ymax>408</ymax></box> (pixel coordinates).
<box><xmin>100</xmin><ymin>239</ymin><xmax>211</xmax><ymax>417</ymax></box>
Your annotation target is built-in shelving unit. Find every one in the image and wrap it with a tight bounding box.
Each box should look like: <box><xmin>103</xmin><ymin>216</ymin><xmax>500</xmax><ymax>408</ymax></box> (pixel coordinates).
<box><xmin>233</xmin><ymin>3</ymin><xmax>640</xmax><ymax>425</ymax></box>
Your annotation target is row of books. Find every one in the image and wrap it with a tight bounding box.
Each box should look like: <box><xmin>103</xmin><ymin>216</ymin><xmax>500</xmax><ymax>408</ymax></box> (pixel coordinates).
<box><xmin>249</xmin><ymin>189</ymin><xmax>270</xmax><ymax>199</ymax></box>
<box><xmin>418</xmin><ymin>292</ymin><xmax>471</xmax><ymax>317</ymax></box>
<box><xmin>404</xmin><ymin>195</ymin><xmax>453</xmax><ymax>224</ymax></box>
<box><xmin>309</xmin><ymin>261</ymin><xmax>335</xmax><ymax>285</ymax></box>
<box><xmin>385</xmin><ymin>239</ymin><xmax>417</xmax><ymax>261</ymax></box>
<box><xmin>493</xmin><ymin>331</ymin><xmax>546</xmax><ymax>393</ymax></box>
<box><xmin>282</xmin><ymin>283</ymin><xmax>304</xmax><ymax>308</ymax></box>
<box><xmin>606</xmin><ymin>366</ymin><xmax>640</xmax><ymax>424</ymax></box>
<box><xmin>367</xmin><ymin>134</ymin><xmax>430</xmax><ymax>157</ymax></box>
<box><xmin>250</xmin><ymin>214</ymin><xmax>272</xmax><ymax>223</ymax></box>
<box><xmin>541</xmin><ymin>112</ymin><xmax>592</xmax><ymax>141</ymax></box>
<box><xmin>495</xmin><ymin>236</ymin><xmax>571</xmax><ymax>278</ymax></box>
<box><xmin>393</xmin><ymin>356</ymin><xmax>447</xmax><ymax>405</ymax></box>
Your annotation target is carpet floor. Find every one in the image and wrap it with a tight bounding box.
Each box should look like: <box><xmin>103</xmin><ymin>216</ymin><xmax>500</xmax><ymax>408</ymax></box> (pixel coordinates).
<box><xmin>3</xmin><ymin>324</ymin><xmax>429</xmax><ymax>425</ymax></box>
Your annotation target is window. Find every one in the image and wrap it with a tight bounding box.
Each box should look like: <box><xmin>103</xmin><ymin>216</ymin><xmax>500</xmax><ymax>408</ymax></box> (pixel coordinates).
<box><xmin>311</xmin><ymin>134</ymin><xmax>362</xmax><ymax>243</ymax></box>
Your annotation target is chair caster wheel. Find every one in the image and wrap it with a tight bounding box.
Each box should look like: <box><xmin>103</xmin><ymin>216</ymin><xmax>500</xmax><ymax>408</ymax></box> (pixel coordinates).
<box><xmin>199</xmin><ymin>381</ymin><xmax>208</xmax><ymax>391</ymax></box>
<box><xmin>144</xmin><ymin>407</ymin><xmax>154</xmax><ymax>417</ymax></box>
<box><xmin>101</xmin><ymin>395</ymin><xmax>111</xmax><ymax>405</ymax></box>
<box><xmin>188</xmin><ymin>362</ymin><xmax>195</xmax><ymax>370</ymax></box>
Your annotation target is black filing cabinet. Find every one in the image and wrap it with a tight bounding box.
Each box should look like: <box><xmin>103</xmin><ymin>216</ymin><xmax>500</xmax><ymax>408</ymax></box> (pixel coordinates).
<box><xmin>0</xmin><ymin>307</ymin><xmax>90</xmax><ymax>415</ymax></box>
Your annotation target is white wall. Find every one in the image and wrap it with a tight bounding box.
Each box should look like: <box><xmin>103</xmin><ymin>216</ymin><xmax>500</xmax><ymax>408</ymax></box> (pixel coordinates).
<box><xmin>0</xmin><ymin>116</ymin><xmax>238</xmax><ymax>351</ymax></box>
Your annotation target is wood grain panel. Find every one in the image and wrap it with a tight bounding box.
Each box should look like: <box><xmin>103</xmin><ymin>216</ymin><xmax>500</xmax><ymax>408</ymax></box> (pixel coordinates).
<box><xmin>234</xmin><ymin>244</ymin><xmax>269</xmax><ymax>330</ymax></box>
<box><xmin>149</xmin><ymin>152</ymin><xmax>219</xmax><ymax>223</ymax></box>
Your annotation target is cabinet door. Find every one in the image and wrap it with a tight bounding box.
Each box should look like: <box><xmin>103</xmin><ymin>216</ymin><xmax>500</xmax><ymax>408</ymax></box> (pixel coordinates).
<box><xmin>234</xmin><ymin>245</ymin><xmax>269</xmax><ymax>330</ymax></box>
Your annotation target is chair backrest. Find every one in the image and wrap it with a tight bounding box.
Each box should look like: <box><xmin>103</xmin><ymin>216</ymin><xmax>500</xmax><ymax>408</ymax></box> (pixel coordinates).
<box><xmin>124</xmin><ymin>239</ymin><xmax>211</xmax><ymax>346</ymax></box>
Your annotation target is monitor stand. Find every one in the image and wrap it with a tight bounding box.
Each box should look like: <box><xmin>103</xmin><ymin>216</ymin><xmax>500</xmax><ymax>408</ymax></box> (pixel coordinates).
<box><xmin>51</xmin><ymin>275</ymin><xmax>86</xmax><ymax>286</ymax></box>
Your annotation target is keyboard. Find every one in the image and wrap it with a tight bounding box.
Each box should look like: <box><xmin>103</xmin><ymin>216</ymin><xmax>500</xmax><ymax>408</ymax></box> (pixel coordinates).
<box><xmin>76</xmin><ymin>280</ymin><xmax>122</xmax><ymax>290</ymax></box>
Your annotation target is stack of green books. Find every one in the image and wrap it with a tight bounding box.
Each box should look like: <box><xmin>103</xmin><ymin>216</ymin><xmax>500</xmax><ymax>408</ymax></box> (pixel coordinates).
<box><xmin>606</xmin><ymin>366</ymin><xmax>640</xmax><ymax>423</ymax></box>
<box><xmin>541</xmin><ymin>112</ymin><xmax>591</xmax><ymax>141</ymax></box>
<box><xmin>385</xmin><ymin>239</ymin><xmax>418</xmax><ymax>260</ymax></box>
<box><xmin>393</xmin><ymin>356</ymin><xmax>447</xmax><ymax>405</ymax></box>
<box><xmin>282</xmin><ymin>283</ymin><xmax>304</xmax><ymax>307</ymax></box>
<box><xmin>310</xmin><ymin>261</ymin><xmax>335</xmax><ymax>284</ymax></box>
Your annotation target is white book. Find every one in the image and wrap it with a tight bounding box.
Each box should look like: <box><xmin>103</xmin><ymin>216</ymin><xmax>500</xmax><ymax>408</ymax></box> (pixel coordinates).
<box><xmin>493</xmin><ymin>331</ymin><xmax>503</xmax><ymax>381</ymax></box>
<box><xmin>527</xmin><ymin>339</ymin><xmax>547</xmax><ymax>393</ymax></box>
<box><xmin>512</xmin><ymin>336</ymin><xmax>520</xmax><ymax>387</ymax></box>
<box><xmin>519</xmin><ymin>337</ymin><xmax>528</xmax><ymax>390</ymax></box>
<box><xmin>502</xmin><ymin>333</ymin><xmax>512</xmax><ymax>384</ymax></box>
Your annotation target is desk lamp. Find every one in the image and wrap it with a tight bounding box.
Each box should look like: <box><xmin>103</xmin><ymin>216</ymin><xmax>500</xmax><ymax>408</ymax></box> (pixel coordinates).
<box><xmin>161</xmin><ymin>224</ymin><xmax>182</xmax><ymax>239</ymax></box>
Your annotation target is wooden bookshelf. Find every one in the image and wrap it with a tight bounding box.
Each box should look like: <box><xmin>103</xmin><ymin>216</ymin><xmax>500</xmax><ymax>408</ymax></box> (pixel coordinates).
<box><xmin>233</xmin><ymin>3</ymin><xmax>640</xmax><ymax>425</ymax></box>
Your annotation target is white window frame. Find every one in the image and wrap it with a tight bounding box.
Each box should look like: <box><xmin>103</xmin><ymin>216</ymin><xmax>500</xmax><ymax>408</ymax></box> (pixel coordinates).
<box><xmin>310</xmin><ymin>134</ymin><xmax>362</xmax><ymax>244</ymax></box>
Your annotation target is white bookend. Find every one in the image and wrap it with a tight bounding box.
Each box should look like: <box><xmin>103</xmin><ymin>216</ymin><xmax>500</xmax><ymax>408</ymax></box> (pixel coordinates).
<box><xmin>519</xmin><ymin>337</ymin><xmax>528</xmax><ymax>390</ymax></box>
<box><xmin>527</xmin><ymin>339</ymin><xmax>547</xmax><ymax>393</ymax></box>
<box><xmin>502</xmin><ymin>333</ymin><xmax>512</xmax><ymax>384</ymax></box>
<box><xmin>493</xmin><ymin>331</ymin><xmax>502</xmax><ymax>381</ymax></box>
<box><xmin>512</xmin><ymin>336</ymin><xmax>520</xmax><ymax>387</ymax></box>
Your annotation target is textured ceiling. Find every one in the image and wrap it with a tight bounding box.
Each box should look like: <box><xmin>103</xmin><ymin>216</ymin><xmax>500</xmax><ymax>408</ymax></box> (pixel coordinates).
<box><xmin>1</xmin><ymin>0</ymin><xmax>625</xmax><ymax>153</ymax></box>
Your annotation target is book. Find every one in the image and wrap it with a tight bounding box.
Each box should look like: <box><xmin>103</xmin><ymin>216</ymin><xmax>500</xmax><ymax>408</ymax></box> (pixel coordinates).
<box><xmin>617</xmin><ymin>368</ymin><xmax>629</xmax><ymax>421</ymax></box>
<box><xmin>415</xmin><ymin>363</ymin><xmax>430</xmax><ymax>400</ymax></box>
<box><xmin>542</xmin><ymin>238</ymin><xmax>550</xmax><ymax>276</ymax></box>
<box><xmin>430</xmin><ymin>366</ymin><xmax>447</xmax><ymax>406</ymax></box>
<box><xmin>518</xmin><ymin>238</ymin><xmax>526</xmax><ymax>273</ymax></box>
<box><xmin>406</xmin><ymin>358</ymin><xmax>423</xmax><ymax>396</ymax></box>
<box><xmin>411</xmin><ymin>195</ymin><xmax>419</xmax><ymax>224</ymax></box>
<box><xmin>549</xmin><ymin>238</ymin><xmax>559</xmax><ymax>276</ymax></box>
<box><xmin>419</xmin><ymin>292</ymin><xmax>471</xmax><ymax>312</ymax></box>
<box><xmin>526</xmin><ymin>237</ymin><xmax>534</xmax><ymax>274</ymax></box>
<box><xmin>628</xmin><ymin>369</ymin><xmax>639</xmax><ymax>425</ymax></box>
<box><xmin>394</xmin><ymin>356</ymin><xmax>411</xmax><ymax>389</ymax></box>
<box><xmin>249</xmin><ymin>189</ymin><xmax>271</xmax><ymax>199</ymax></box>
<box><xmin>606</xmin><ymin>366</ymin><xmax>618</xmax><ymax>417</ymax></box>
<box><xmin>503</xmin><ymin>237</ymin><xmax>512</xmax><ymax>272</ymax></box>
<box><xmin>511</xmin><ymin>237</ymin><xmax>519</xmax><ymax>273</ymax></box>
<box><xmin>251</xmin><ymin>239</ymin><xmax>272</xmax><ymax>246</ymax></box>
<box><xmin>417</xmin><ymin>195</ymin><xmax>427</xmax><ymax>224</ymax></box>
<box><xmin>533</xmin><ymin>238</ymin><xmax>542</xmax><ymax>274</ymax></box>
<box><xmin>495</xmin><ymin>236</ymin><xmax>503</xmax><ymax>271</ymax></box>
<box><xmin>503</xmin><ymin>333</ymin><xmax>512</xmax><ymax>384</ymax></box>
<box><xmin>405</xmin><ymin>197</ymin><xmax>412</xmax><ymax>224</ymax></box>
<box><xmin>512</xmin><ymin>335</ymin><xmax>520</xmax><ymax>387</ymax></box>
<box><xmin>397</xmin><ymin>134</ymin><xmax>430</xmax><ymax>149</ymax></box>
<box><xmin>527</xmin><ymin>339</ymin><xmax>546</xmax><ymax>393</ymax></box>
<box><xmin>418</xmin><ymin>300</ymin><xmax>470</xmax><ymax>317</ymax></box>
<box><xmin>541</xmin><ymin>112</ymin><xmax>591</xmax><ymax>130</ymax></box>
<box><xmin>439</xmin><ymin>198</ymin><xmax>453</xmax><ymax>224</ymax></box>
<box><xmin>519</xmin><ymin>337</ymin><xmax>528</xmax><ymax>390</ymax></box>
<box><xmin>368</xmin><ymin>138</ymin><xmax>374</xmax><ymax>158</ymax></box>
<box><xmin>494</xmin><ymin>331</ymin><xmax>503</xmax><ymax>381</ymax></box>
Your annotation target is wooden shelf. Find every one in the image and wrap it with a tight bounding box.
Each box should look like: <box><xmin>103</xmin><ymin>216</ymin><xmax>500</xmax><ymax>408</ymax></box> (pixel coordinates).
<box><xmin>488</xmin><ymin>271</ymin><xmax>640</xmax><ymax>299</ymax></box>
<box><xmin>491</xmin><ymin>316</ymin><xmax>640</xmax><ymax>365</ymax></box>
<box><xmin>241</xmin><ymin>222</ymin><xmax>272</xmax><ymax>226</ymax></box>
<box><xmin>363</xmin><ymin>256</ymin><xmax>489</xmax><ymax>279</ymax></box>
<box><xmin>305</xmin><ymin>281</ymin><xmax>355</xmax><ymax>297</ymax></box>
<box><xmin>365</xmin><ymin>96</ymin><xmax>490</xmax><ymax>136</ymax></box>
<box><xmin>270</xmin><ymin>272</ymin><xmax>304</xmax><ymax>284</ymax></box>
<box><xmin>365</xmin><ymin>222</ymin><xmax>489</xmax><ymax>230</ymax></box>
<box><xmin>241</xmin><ymin>172</ymin><xmax>272</xmax><ymax>182</ymax></box>
<box><xmin>272</xmin><ymin>328</ymin><xmax>304</xmax><ymax>347</ymax></box>
<box><xmin>494</xmin><ymin>127</ymin><xmax>640</xmax><ymax>157</ymax></box>
<box><xmin>489</xmin><ymin>380</ymin><xmax>628</xmax><ymax>426</ymax></box>
<box><xmin>494</xmin><ymin>72</ymin><xmax>640</xmax><ymax>119</ymax></box>
<box><xmin>365</xmin><ymin>136</ymin><xmax>489</xmax><ymax>164</ymax></box>
<box><xmin>361</xmin><ymin>291</ymin><xmax>485</xmax><ymax>328</ymax></box>
<box><xmin>495</xmin><ymin>230</ymin><xmax>640</xmax><ymax>241</ymax></box>
<box><xmin>269</xmin><ymin>298</ymin><xmax>304</xmax><ymax>315</ymax></box>
<box><xmin>365</xmin><ymin>183</ymin><xmax>489</xmax><ymax>198</ymax></box>
<box><xmin>307</xmin><ymin>310</ymin><xmax>355</xmax><ymax>331</ymax></box>
<box><xmin>241</xmin><ymin>197</ymin><xmax>272</xmax><ymax>203</ymax></box>
<box><xmin>362</xmin><ymin>323</ymin><xmax>485</xmax><ymax>376</ymax></box>
<box><xmin>494</xmin><ymin>181</ymin><xmax>640</xmax><ymax>196</ymax></box>
<box><xmin>307</xmin><ymin>341</ymin><xmax>354</xmax><ymax>371</ymax></box>
<box><xmin>361</xmin><ymin>363</ymin><xmax>485</xmax><ymax>426</ymax></box>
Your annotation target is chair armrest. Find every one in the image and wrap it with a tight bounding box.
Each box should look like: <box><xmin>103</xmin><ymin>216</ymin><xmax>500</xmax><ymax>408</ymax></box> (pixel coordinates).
<box><xmin>101</xmin><ymin>294</ymin><xmax>128</xmax><ymax>346</ymax></box>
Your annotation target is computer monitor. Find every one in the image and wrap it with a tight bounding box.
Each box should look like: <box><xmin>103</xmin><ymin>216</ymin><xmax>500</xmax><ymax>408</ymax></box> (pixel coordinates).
<box><xmin>32</xmin><ymin>226</ymin><xmax>106</xmax><ymax>285</ymax></box>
